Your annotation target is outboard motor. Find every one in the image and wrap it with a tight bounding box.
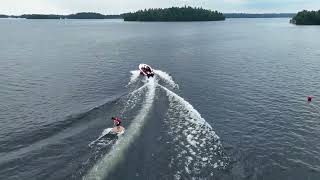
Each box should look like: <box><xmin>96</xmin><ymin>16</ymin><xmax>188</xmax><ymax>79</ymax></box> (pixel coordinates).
<box><xmin>147</xmin><ymin>73</ymin><xmax>154</xmax><ymax>78</ymax></box>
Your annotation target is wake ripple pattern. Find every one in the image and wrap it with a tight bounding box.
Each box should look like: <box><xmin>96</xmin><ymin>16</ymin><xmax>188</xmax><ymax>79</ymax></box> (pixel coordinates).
<box><xmin>154</xmin><ymin>70</ymin><xmax>179</xmax><ymax>89</ymax></box>
<box><xmin>84</xmin><ymin>78</ymin><xmax>156</xmax><ymax>180</ymax></box>
<box><xmin>160</xmin><ymin>85</ymin><xmax>229</xmax><ymax>179</ymax></box>
<box><xmin>127</xmin><ymin>70</ymin><xmax>140</xmax><ymax>86</ymax></box>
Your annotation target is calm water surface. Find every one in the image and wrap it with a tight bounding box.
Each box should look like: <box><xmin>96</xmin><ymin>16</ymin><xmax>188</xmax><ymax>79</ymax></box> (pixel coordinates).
<box><xmin>0</xmin><ymin>18</ymin><xmax>320</xmax><ymax>180</ymax></box>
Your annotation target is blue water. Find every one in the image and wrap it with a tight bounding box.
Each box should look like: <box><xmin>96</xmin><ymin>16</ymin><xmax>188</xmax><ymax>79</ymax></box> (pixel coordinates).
<box><xmin>0</xmin><ymin>18</ymin><xmax>320</xmax><ymax>180</ymax></box>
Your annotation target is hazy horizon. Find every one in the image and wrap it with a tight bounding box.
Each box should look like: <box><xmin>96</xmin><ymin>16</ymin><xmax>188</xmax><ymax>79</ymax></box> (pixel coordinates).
<box><xmin>0</xmin><ymin>11</ymin><xmax>298</xmax><ymax>16</ymax></box>
<box><xmin>0</xmin><ymin>0</ymin><xmax>319</xmax><ymax>15</ymax></box>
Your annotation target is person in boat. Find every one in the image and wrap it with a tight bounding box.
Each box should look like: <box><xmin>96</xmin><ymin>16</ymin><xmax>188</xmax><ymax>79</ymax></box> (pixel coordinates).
<box><xmin>111</xmin><ymin>117</ymin><xmax>125</xmax><ymax>134</ymax></box>
<box><xmin>141</xmin><ymin>67</ymin><xmax>146</xmax><ymax>74</ymax></box>
<box><xmin>145</xmin><ymin>66</ymin><xmax>151</xmax><ymax>73</ymax></box>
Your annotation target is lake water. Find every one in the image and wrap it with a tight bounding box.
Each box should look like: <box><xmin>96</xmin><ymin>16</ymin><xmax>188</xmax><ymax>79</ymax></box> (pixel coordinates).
<box><xmin>0</xmin><ymin>18</ymin><xmax>320</xmax><ymax>180</ymax></box>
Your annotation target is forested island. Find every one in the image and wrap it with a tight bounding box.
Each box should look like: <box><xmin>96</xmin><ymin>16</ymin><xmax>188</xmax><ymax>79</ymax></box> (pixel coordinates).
<box><xmin>0</xmin><ymin>12</ymin><xmax>121</xmax><ymax>19</ymax></box>
<box><xmin>67</xmin><ymin>12</ymin><xmax>105</xmax><ymax>19</ymax></box>
<box><xmin>224</xmin><ymin>13</ymin><xmax>295</xmax><ymax>18</ymax></box>
<box><xmin>290</xmin><ymin>10</ymin><xmax>320</xmax><ymax>25</ymax></box>
<box><xmin>122</xmin><ymin>7</ymin><xmax>225</xmax><ymax>21</ymax></box>
<box><xmin>21</xmin><ymin>14</ymin><xmax>61</xmax><ymax>19</ymax></box>
<box><xmin>0</xmin><ymin>14</ymin><xmax>9</xmax><ymax>18</ymax></box>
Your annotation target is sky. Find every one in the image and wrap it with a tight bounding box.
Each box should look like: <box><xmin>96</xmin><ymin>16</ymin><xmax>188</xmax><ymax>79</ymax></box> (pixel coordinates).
<box><xmin>0</xmin><ymin>0</ymin><xmax>319</xmax><ymax>15</ymax></box>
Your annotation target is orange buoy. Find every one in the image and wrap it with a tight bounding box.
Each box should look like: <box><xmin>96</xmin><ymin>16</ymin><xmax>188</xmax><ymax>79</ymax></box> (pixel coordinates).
<box><xmin>307</xmin><ymin>96</ymin><xmax>313</xmax><ymax>102</ymax></box>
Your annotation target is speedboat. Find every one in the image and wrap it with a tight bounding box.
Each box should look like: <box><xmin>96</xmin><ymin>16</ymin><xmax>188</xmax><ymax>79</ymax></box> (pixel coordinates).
<box><xmin>139</xmin><ymin>64</ymin><xmax>154</xmax><ymax>78</ymax></box>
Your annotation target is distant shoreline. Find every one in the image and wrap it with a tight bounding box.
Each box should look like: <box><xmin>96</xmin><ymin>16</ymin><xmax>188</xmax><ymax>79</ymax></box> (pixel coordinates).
<box><xmin>224</xmin><ymin>13</ymin><xmax>295</xmax><ymax>18</ymax></box>
<box><xmin>0</xmin><ymin>12</ymin><xmax>122</xmax><ymax>19</ymax></box>
<box><xmin>0</xmin><ymin>12</ymin><xmax>296</xmax><ymax>20</ymax></box>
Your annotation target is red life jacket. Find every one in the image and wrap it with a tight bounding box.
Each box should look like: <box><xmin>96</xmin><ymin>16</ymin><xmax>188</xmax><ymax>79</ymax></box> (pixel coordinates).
<box><xmin>113</xmin><ymin>117</ymin><xmax>121</xmax><ymax>124</ymax></box>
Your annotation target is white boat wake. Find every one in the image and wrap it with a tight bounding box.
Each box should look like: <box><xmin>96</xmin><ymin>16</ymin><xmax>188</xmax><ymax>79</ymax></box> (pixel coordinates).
<box><xmin>159</xmin><ymin>84</ymin><xmax>229</xmax><ymax>179</ymax></box>
<box><xmin>84</xmin><ymin>69</ymin><xmax>228</xmax><ymax>180</ymax></box>
<box><xmin>127</xmin><ymin>70</ymin><xmax>140</xmax><ymax>86</ymax></box>
<box><xmin>84</xmin><ymin>76</ymin><xmax>156</xmax><ymax>180</ymax></box>
<box><xmin>154</xmin><ymin>70</ymin><xmax>179</xmax><ymax>89</ymax></box>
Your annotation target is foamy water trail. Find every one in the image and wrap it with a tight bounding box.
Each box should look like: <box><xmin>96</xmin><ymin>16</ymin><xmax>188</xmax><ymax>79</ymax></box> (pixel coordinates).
<box><xmin>158</xmin><ymin>84</ymin><xmax>229</xmax><ymax>179</ymax></box>
<box><xmin>154</xmin><ymin>70</ymin><xmax>179</xmax><ymax>89</ymax></box>
<box><xmin>88</xmin><ymin>128</ymin><xmax>113</xmax><ymax>147</ymax></box>
<box><xmin>120</xmin><ymin>83</ymin><xmax>148</xmax><ymax>116</ymax></box>
<box><xmin>84</xmin><ymin>78</ymin><xmax>156</xmax><ymax>180</ymax></box>
<box><xmin>127</xmin><ymin>70</ymin><xmax>140</xmax><ymax>86</ymax></box>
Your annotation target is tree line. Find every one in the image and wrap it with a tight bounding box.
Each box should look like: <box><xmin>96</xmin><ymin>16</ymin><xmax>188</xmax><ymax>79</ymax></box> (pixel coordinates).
<box><xmin>291</xmin><ymin>10</ymin><xmax>320</xmax><ymax>25</ymax></box>
<box><xmin>0</xmin><ymin>14</ymin><xmax>9</xmax><ymax>18</ymax></box>
<box><xmin>0</xmin><ymin>12</ymin><xmax>122</xmax><ymax>19</ymax></box>
<box><xmin>122</xmin><ymin>7</ymin><xmax>225</xmax><ymax>21</ymax></box>
<box><xmin>224</xmin><ymin>13</ymin><xmax>296</xmax><ymax>18</ymax></box>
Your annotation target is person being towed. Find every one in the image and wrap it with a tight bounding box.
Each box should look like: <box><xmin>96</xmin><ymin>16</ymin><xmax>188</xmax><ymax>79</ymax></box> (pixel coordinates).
<box><xmin>111</xmin><ymin>117</ymin><xmax>125</xmax><ymax>134</ymax></box>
